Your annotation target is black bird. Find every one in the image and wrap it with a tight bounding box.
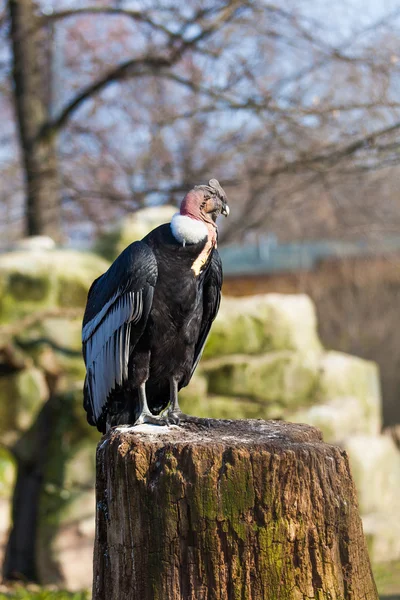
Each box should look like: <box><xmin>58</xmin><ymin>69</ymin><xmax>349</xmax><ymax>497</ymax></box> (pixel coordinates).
<box><xmin>82</xmin><ymin>179</ymin><xmax>229</xmax><ymax>433</ymax></box>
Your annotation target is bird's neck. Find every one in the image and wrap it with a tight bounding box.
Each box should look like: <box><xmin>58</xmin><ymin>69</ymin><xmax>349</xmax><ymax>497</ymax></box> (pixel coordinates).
<box><xmin>170</xmin><ymin>213</ymin><xmax>217</xmax><ymax>246</ymax></box>
<box><xmin>170</xmin><ymin>213</ymin><xmax>217</xmax><ymax>276</ymax></box>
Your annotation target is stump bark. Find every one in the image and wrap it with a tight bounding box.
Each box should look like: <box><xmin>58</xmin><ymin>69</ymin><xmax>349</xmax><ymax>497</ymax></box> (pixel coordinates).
<box><xmin>93</xmin><ymin>419</ymin><xmax>378</xmax><ymax>600</ymax></box>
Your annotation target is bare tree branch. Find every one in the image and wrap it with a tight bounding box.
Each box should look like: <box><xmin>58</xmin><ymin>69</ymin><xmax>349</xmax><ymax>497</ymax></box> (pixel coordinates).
<box><xmin>37</xmin><ymin>1</ymin><xmax>244</xmax><ymax>140</ymax></box>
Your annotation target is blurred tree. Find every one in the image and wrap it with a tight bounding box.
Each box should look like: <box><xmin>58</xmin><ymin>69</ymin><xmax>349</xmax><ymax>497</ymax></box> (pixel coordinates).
<box><xmin>6</xmin><ymin>0</ymin><xmax>247</xmax><ymax>240</ymax></box>
<box><xmin>2</xmin><ymin>0</ymin><xmax>400</xmax><ymax>244</ymax></box>
<box><xmin>8</xmin><ymin>0</ymin><xmax>60</xmax><ymax>239</ymax></box>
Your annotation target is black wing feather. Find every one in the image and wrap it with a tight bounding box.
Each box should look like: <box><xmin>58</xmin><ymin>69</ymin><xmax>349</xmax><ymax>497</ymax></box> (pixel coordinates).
<box><xmin>82</xmin><ymin>241</ymin><xmax>157</xmax><ymax>426</ymax></box>
<box><xmin>188</xmin><ymin>249</ymin><xmax>222</xmax><ymax>381</ymax></box>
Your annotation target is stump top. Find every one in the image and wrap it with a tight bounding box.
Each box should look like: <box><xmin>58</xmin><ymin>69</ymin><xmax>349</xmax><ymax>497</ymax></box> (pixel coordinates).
<box><xmin>106</xmin><ymin>418</ymin><xmax>323</xmax><ymax>451</ymax></box>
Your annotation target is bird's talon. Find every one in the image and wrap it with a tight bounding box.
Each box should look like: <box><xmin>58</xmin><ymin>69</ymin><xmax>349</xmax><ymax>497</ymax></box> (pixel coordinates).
<box><xmin>168</xmin><ymin>411</ymin><xmax>182</xmax><ymax>425</ymax></box>
<box><xmin>134</xmin><ymin>413</ymin><xmax>169</xmax><ymax>426</ymax></box>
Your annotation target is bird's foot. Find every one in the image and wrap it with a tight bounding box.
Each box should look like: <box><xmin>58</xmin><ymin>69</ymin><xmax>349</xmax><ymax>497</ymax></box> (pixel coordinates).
<box><xmin>167</xmin><ymin>409</ymin><xmax>184</xmax><ymax>425</ymax></box>
<box><xmin>134</xmin><ymin>412</ymin><xmax>169</xmax><ymax>427</ymax></box>
<box><xmin>167</xmin><ymin>410</ymin><xmax>206</xmax><ymax>426</ymax></box>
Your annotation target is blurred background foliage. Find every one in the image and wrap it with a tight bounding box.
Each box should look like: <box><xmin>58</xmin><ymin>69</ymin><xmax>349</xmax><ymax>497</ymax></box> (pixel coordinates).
<box><xmin>1</xmin><ymin>0</ymin><xmax>400</xmax><ymax>597</ymax></box>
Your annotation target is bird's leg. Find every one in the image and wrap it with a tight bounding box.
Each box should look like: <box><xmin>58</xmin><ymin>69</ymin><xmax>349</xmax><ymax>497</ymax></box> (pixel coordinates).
<box><xmin>167</xmin><ymin>377</ymin><xmax>210</xmax><ymax>425</ymax></box>
<box><xmin>167</xmin><ymin>377</ymin><xmax>202</xmax><ymax>425</ymax></box>
<box><xmin>134</xmin><ymin>382</ymin><xmax>169</xmax><ymax>426</ymax></box>
<box><xmin>167</xmin><ymin>377</ymin><xmax>183</xmax><ymax>424</ymax></box>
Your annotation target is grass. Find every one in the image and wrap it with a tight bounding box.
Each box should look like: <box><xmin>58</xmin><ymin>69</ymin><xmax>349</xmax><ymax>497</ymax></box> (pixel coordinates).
<box><xmin>0</xmin><ymin>588</ymin><xmax>89</xmax><ymax>600</ymax></box>
<box><xmin>374</xmin><ymin>560</ymin><xmax>400</xmax><ymax>599</ymax></box>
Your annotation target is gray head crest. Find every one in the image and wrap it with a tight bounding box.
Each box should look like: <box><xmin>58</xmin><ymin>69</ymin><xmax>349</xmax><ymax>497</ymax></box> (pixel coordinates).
<box><xmin>194</xmin><ymin>179</ymin><xmax>227</xmax><ymax>201</ymax></box>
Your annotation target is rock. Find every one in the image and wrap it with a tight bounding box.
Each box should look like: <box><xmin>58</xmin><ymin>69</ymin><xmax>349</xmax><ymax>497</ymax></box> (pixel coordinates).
<box><xmin>20</xmin><ymin>317</ymin><xmax>86</xmax><ymax>388</ymax></box>
<box><xmin>289</xmin><ymin>394</ymin><xmax>380</xmax><ymax>444</ymax></box>
<box><xmin>94</xmin><ymin>205</ymin><xmax>177</xmax><ymax>261</ymax></box>
<box><xmin>0</xmin><ymin>249</ymin><xmax>109</xmax><ymax>323</ymax></box>
<box><xmin>0</xmin><ymin>447</ymin><xmax>15</xmax><ymax>500</ymax></box>
<box><xmin>179</xmin><ymin>394</ymin><xmax>275</xmax><ymax>420</ymax></box>
<box><xmin>204</xmin><ymin>294</ymin><xmax>323</xmax><ymax>358</ymax></box>
<box><xmin>344</xmin><ymin>435</ymin><xmax>400</xmax><ymax>516</ymax></box>
<box><xmin>177</xmin><ymin>372</ymin><xmax>208</xmax><ymax>406</ymax></box>
<box><xmin>12</xmin><ymin>236</ymin><xmax>56</xmax><ymax>251</ymax></box>
<box><xmin>363</xmin><ymin>513</ymin><xmax>400</xmax><ymax>564</ymax></box>
<box><xmin>286</xmin><ymin>352</ymin><xmax>381</xmax><ymax>443</ymax></box>
<box><xmin>0</xmin><ymin>367</ymin><xmax>49</xmax><ymax>439</ymax></box>
<box><xmin>317</xmin><ymin>352</ymin><xmax>381</xmax><ymax>430</ymax></box>
<box><xmin>203</xmin><ymin>351</ymin><xmax>320</xmax><ymax>409</ymax></box>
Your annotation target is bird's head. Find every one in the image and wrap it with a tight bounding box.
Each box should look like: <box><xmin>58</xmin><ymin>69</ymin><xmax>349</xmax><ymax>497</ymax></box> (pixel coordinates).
<box><xmin>180</xmin><ymin>179</ymin><xmax>229</xmax><ymax>227</ymax></box>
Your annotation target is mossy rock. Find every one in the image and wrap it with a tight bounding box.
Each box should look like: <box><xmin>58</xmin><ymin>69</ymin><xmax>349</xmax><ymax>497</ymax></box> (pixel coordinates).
<box><xmin>0</xmin><ymin>446</ymin><xmax>16</xmax><ymax>499</ymax></box>
<box><xmin>288</xmin><ymin>394</ymin><xmax>380</xmax><ymax>443</ymax></box>
<box><xmin>203</xmin><ymin>351</ymin><xmax>320</xmax><ymax>409</ymax></box>
<box><xmin>373</xmin><ymin>559</ymin><xmax>400</xmax><ymax>595</ymax></box>
<box><xmin>0</xmin><ymin>368</ymin><xmax>49</xmax><ymax>439</ymax></box>
<box><xmin>0</xmin><ymin>250</ymin><xmax>109</xmax><ymax>323</ymax></box>
<box><xmin>18</xmin><ymin>318</ymin><xmax>86</xmax><ymax>386</ymax></box>
<box><xmin>364</xmin><ymin>513</ymin><xmax>400</xmax><ymax>565</ymax></box>
<box><xmin>179</xmin><ymin>393</ymin><xmax>279</xmax><ymax>420</ymax></box>
<box><xmin>94</xmin><ymin>205</ymin><xmax>177</xmax><ymax>261</ymax></box>
<box><xmin>204</xmin><ymin>294</ymin><xmax>323</xmax><ymax>358</ymax></box>
<box><xmin>177</xmin><ymin>373</ymin><xmax>208</xmax><ymax>405</ymax></box>
<box><xmin>316</xmin><ymin>351</ymin><xmax>381</xmax><ymax>432</ymax></box>
<box><xmin>344</xmin><ymin>434</ymin><xmax>400</xmax><ymax>516</ymax></box>
<box><xmin>35</xmin><ymin>390</ymin><xmax>98</xmax><ymax>584</ymax></box>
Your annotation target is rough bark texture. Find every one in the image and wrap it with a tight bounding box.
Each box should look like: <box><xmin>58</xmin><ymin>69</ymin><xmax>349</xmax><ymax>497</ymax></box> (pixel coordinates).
<box><xmin>93</xmin><ymin>419</ymin><xmax>378</xmax><ymax>600</ymax></box>
<box><xmin>9</xmin><ymin>0</ymin><xmax>61</xmax><ymax>240</ymax></box>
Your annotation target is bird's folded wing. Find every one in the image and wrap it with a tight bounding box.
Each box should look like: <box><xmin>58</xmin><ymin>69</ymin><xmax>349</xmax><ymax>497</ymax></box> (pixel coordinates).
<box><xmin>82</xmin><ymin>241</ymin><xmax>157</xmax><ymax>423</ymax></box>
<box><xmin>189</xmin><ymin>249</ymin><xmax>223</xmax><ymax>379</ymax></box>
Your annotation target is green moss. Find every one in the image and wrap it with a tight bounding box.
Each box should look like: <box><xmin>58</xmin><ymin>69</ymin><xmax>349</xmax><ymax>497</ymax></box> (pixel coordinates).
<box><xmin>180</xmin><ymin>394</ymin><xmax>274</xmax><ymax>420</ymax></box>
<box><xmin>373</xmin><ymin>560</ymin><xmax>400</xmax><ymax>595</ymax></box>
<box><xmin>56</xmin><ymin>278</ymin><xmax>89</xmax><ymax>308</ymax></box>
<box><xmin>0</xmin><ymin>368</ymin><xmax>48</xmax><ymax>436</ymax></box>
<box><xmin>0</xmin><ymin>249</ymin><xmax>109</xmax><ymax>323</ymax></box>
<box><xmin>94</xmin><ymin>206</ymin><xmax>176</xmax><ymax>261</ymax></box>
<box><xmin>35</xmin><ymin>390</ymin><xmax>97</xmax><ymax>578</ymax></box>
<box><xmin>0</xmin><ymin>446</ymin><xmax>16</xmax><ymax>498</ymax></box>
<box><xmin>204</xmin><ymin>295</ymin><xmax>322</xmax><ymax>358</ymax></box>
<box><xmin>205</xmin><ymin>352</ymin><xmax>319</xmax><ymax>409</ymax></box>
<box><xmin>219</xmin><ymin>454</ymin><xmax>254</xmax><ymax>525</ymax></box>
<box><xmin>8</xmin><ymin>273</ymin><xmax>52</xmax><ymax>302</ymax></box>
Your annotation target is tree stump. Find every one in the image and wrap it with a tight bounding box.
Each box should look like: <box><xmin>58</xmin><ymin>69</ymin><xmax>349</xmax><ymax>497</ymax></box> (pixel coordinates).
<box><xmin>93</xmin><ymin>419</ymin><xmax>378</xmax><ymax>600</ymax></box>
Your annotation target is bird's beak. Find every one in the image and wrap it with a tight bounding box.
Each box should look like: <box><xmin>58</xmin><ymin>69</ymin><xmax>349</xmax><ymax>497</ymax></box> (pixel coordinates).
<box><xmin>221</xmin><ymin>204</ymin><xmax>230</xmax><ymax>217</ymax></box>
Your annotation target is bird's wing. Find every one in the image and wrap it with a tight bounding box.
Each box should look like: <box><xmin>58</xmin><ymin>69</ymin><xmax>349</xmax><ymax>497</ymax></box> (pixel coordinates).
<box><xmin>82</xmin><ymin>241</ymin><xmax>158</xmax><ymax>424</ymax></box>
<box><xmin>189</xmin><ymin>249</ymin><xmax>223</xmax><ymax>380</ymax></box>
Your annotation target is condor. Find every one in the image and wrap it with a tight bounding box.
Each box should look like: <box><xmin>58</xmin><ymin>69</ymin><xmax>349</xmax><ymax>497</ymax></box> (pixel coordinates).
<box><xmin>82</xmin><ymin>179</ymin><xmax>229</xmax><ymax>433</ymax></box>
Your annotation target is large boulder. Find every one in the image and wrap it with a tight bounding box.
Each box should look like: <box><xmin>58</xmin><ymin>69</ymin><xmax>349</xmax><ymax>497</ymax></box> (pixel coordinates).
<box><xmin>288</xmin><ymin>351</ymin><xmax>382</xmax><ymax>442</ymax></box>
<box><xmin>344</xmin><ymin>434</ymin><xmax>400</xmax><ymax>564</ymax></box>
<box><xmin>0</xmin><ymin>249</ymin><xmax>109</xmax><ymax>323</ymax></box>
<box><xmin>204</xmin><ymin>294</ymin><xmax>323</xmax><ymax>358</ymax></box>
<box><xmin>0</xmin><ymin>248</ymin><xmax>109</xmax><ymax>439</ymax></box>
<box><xmin>94</xmin><ymin>205</ymin><xmax>177</xmax><ymax>261</ymax></box>
<box><xmin>204</xmin><ymin>351</ymin><xmax>320</xmax><ymax>409</ymax></box>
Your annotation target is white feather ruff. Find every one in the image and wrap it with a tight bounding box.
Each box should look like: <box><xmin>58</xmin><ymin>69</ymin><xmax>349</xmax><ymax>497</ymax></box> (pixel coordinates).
<box><xmin>170</xmin><ymin>213</ymin><xmax>208</xmax><ymax>245</ymax></box>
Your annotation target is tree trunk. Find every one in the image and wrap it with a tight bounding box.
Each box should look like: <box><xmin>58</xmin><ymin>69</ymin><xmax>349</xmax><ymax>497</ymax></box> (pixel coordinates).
<box><xmin>3</xmin><ymin>397</ymin><xmax>57</xmax><ymax>583</ymax></box>
<box><xmin>9</xmin><ymin>0</ymin><xmax>61</xmax><ymax>241</ymax></box>
<box><xmin>93</xmin><ymin>419</ymin><xmax>378</xmax><ymax>600</ymax></box>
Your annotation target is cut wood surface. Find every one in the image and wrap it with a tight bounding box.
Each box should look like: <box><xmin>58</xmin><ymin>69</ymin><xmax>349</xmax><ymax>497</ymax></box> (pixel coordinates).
<box><xmin>93</xmin><ymin>419</ymin><xmax>378</xmax><ymax>600</ymax></box>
